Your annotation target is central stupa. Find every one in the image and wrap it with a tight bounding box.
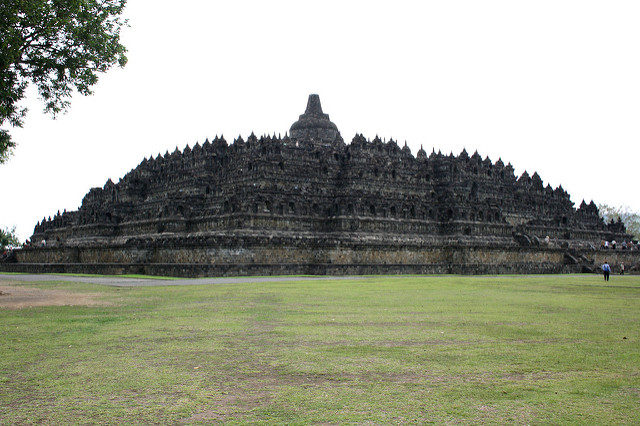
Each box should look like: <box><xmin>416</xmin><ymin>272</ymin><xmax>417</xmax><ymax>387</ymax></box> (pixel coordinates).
<box><xmin>289</xmin><ymin>94</ymin><xmax>342</xmax><ymax>144</ymax></box>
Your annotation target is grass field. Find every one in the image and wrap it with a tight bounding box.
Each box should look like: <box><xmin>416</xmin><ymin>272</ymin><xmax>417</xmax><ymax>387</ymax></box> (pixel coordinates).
<box><xmin>1</xmin><ymin>274</ymin><xmax>639</xmax><ymax>423</ymax></box>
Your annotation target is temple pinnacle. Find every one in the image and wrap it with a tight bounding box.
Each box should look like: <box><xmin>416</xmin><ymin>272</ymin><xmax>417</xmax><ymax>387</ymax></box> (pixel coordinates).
<box><xmin>305</xmin><ymin>94</ymin><xmax>324</xmax><ymax>115</ymax></box>
<box><xmin>289</xmin><ymin>94</ymin><xmax>342</xmax><ymax>145</ymax></box>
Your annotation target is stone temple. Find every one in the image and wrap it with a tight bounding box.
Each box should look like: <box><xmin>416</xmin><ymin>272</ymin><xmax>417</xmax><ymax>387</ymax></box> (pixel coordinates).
<box><xmin>5</xmin><ymin>95</ymin><xmax>638</xmax><ymax>276</ymax></box>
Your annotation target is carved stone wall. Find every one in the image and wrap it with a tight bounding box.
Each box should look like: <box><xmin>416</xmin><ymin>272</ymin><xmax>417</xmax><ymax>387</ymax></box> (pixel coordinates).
<box><xmin>8</xmin><ymin>242</ymin><xmax>639</xmax><ymax>277</ymax></box>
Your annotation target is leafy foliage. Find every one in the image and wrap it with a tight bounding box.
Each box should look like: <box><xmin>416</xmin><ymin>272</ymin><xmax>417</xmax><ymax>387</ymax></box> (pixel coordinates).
<box><xmin>0</xmin><ymin>0</ymin><xmax>128</xmax><ymax>163</ymax></box>
<box><xmin>598</xmin><ymin>204</ymin><xmax>640</xmax><ymax>240</ymax></box>
<box><xmin>0</xmin><ymin>226</ymin><xmax>20</xmax><ymax>249</ymax></box>
<box><xmin>0</xmin><ymin>130</ymin><xmax>14</xmax><ymax>163</ymax></box>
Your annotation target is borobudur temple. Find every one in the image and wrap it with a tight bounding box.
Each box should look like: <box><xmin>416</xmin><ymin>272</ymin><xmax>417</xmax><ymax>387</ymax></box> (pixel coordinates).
<box><xmin>6</xmin><ymin>95</ymin><xmax>638</xmax><ymax>276</ymax></box>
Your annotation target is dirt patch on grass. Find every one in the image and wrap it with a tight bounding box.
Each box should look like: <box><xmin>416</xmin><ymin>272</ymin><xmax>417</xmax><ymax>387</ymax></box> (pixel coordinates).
<box><xmin>181</xmin><ymin>391</ymin><xmax>272</xmax><ymax>423</ymax></box>
<box><xmin>0</xmin><ymin>284</ymin><xmax>109</xmax><ymax>309</ymax></box>
<box><xmin>500</xmin><ymin>371</ymin><xmax>558</xmax><ymax>381</ymax></box>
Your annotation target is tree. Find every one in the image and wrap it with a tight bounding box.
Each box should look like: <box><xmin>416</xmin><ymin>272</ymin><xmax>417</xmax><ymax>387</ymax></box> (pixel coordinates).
<box><xmin>0</xmin><ymin>226</ymin><xmax>20</xmax><ymax>250</ymax></box>
<box><xmin>0</xmin><ymin>0</ymin><xmax>128</xmax><ymax>163</ymax></box>
<box><xmin>598</xmin><ymin>204</ymin><xmax>640</xmax><ymax>240</ymax></box>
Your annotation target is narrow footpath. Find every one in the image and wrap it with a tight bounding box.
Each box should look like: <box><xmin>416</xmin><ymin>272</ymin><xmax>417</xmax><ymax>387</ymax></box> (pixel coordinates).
<box><xmin>0</xmin><ymin>273</ymin><xmax>376</xmax><ymax>287</ymax></box>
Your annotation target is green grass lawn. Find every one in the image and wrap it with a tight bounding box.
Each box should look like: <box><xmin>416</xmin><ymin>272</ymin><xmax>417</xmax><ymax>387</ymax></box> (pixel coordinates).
<box><xmin>1</xmin><ymin>274</ymin><xmax>639</xmax><ymax>424</ymax></box>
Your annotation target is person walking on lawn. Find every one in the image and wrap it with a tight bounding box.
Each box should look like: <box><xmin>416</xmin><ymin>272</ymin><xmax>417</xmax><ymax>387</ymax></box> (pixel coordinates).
<box><xmin>602</xmin><ymin>261</ymin><xmax>611</xmax><ymax>281</ymax></box>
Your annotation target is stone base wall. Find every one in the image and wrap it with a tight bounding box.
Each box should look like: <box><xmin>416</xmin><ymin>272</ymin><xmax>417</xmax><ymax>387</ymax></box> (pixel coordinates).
<box><xmin>4</xmin><ymin>233</ymin><xmax>639</xmax><ymax>277</ymax></box>
<box><xmin>1</xmin><ymin>261</ymin><xmax>580</xmax><ymax>277</ymax></box>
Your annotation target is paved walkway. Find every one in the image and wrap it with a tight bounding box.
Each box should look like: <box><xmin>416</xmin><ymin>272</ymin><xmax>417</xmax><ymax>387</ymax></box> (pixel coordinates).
<box><xmin>0</xmin><ymin>273</ymin><xmax>376</xmax><ymax>287</ymax></box>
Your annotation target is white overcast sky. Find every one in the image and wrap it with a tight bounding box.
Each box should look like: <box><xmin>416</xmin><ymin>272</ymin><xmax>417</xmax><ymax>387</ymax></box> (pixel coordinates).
<box><xmin>2</xmin><ymin>1</ymin><xmax>639</xmax><ymax>240</ymax></box>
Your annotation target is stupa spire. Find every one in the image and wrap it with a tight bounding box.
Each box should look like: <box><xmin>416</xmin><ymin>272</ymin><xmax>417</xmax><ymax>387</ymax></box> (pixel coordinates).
<box><xmin>305</xmin><ymin>94</ymin><xmax>324</xmax><ymax>115</ymax></box>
